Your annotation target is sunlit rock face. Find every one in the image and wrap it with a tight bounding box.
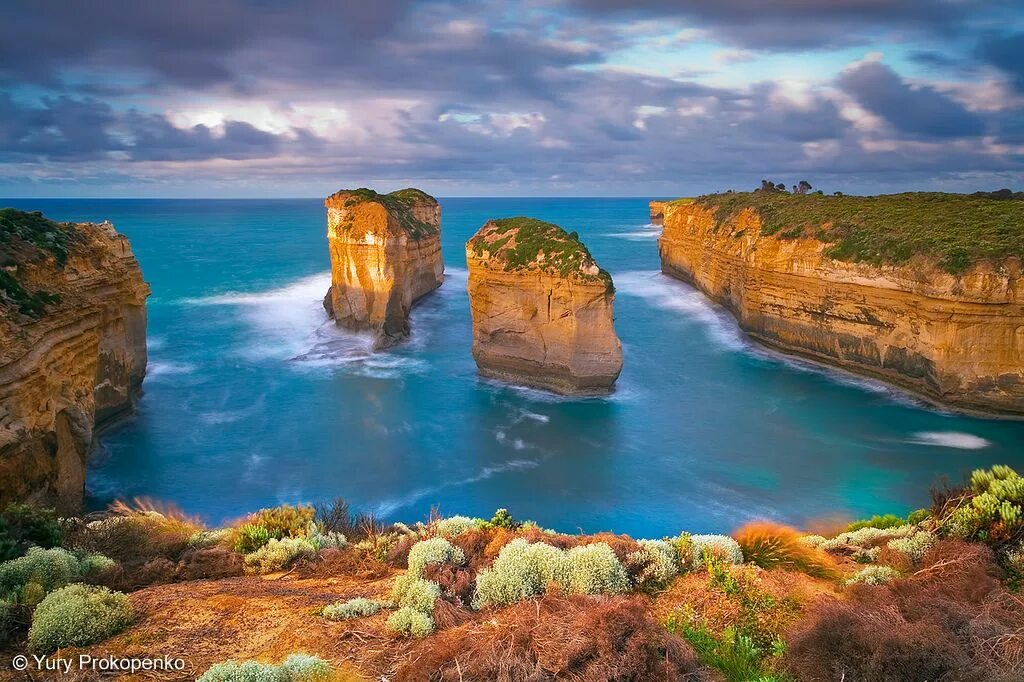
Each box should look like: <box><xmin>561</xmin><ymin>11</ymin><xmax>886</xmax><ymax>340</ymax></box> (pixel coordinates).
<box><xmin>0</xmin><ymin>212</ymin><xmax>149</xmax><ymax>511</ymax></box>
<box><xmin>322</xmin><ymin>188</ymin><xmax>444</xmax><ymax>348</ymax></box>
<box><xmin>659</xmin><ymin>201</ymin><xmax>1024</xmax><ymax>415</ymax></box>
<box><xmin>466</xmin><ymin>217</ymin><xmax>623</xmax><ymax>395</ymax></box>
<box><xmin>649</xmin><ymin>201</ymin><xmax>666</xmax><ymax>225</ymax></box>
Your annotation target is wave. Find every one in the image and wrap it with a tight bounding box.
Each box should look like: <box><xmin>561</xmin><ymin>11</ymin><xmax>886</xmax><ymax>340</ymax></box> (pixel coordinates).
<box><xmin>146</xmin><ymin>361</ymin><xmax>197</xmax><ymax>378</ymax></box>
<box><xmin>615</xmin><ymin>270</ymin><xmax>747</xmax><ymax>351</ymax></box>
<box><xmin>608</xmin><ymin>231</ymin><xmax>660</xmax><ymax>241</ymax></box>
<box><xmin>910</xmin><ymin>431</ymin><xmax>991</xmax><ymax>450</ymax></box>
<box><xmin>372</xmin><ymin>459</ymin><xmax>540</xmax><ymax>517</ymax></box>
<box><xmin>180</xmin><ymin>271</ymin><xmax>427</xmax><ymax>378</ymax></box>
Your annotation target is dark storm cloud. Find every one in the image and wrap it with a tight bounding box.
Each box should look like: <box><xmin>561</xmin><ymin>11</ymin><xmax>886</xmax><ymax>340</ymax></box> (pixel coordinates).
<box><xmin>978</xmin><ymin>32</ymin><xmax>1024</xmax><ymax>92</ymax></box>
<box><xmin>837</xmin><ymin>60</ymin><xmax>985</xmax><ymax>138</ymax></box>
<box><xmin>570</xmin><ymin>0</ymin><xmax>983</xmax><ymax>50</ymax></box>
<box><xmin>0</xmin><ymin>95</ymin><xmax>304</xmax><ymax>162</ymax></box>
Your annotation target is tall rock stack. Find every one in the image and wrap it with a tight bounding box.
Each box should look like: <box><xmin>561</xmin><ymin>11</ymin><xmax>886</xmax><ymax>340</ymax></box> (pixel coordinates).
<box><xmin>0</xmin><ymin>209</ymin><xmax>149</xmax><ymax>511</ymax></box>
<box><xmin>323</xmin><ymin>188</ymin><xmax>444</xmax><ymax>348</ymax></box>
<box><xmin>466</xmin><ymin>217</ymin><xmax>623</xmax><ymax>395</ymax></box>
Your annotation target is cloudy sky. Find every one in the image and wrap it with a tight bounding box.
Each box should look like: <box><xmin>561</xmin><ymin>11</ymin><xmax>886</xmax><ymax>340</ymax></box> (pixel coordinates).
<box><xmin>1</xmin><ymin>0</ymin><xmax>1022</xmax><ymax>197</ymax></box>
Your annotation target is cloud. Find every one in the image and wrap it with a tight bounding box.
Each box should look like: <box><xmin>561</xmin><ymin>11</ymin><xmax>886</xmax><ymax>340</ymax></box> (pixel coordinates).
<box><xmin>978</xmin><ymin>32</ymin><xmax>1024</xmax><ymax>92</ymax></box>
<box><xmin>837</xmin><ymin>60</ymin><xmax>986</xmax><ymax>138</ymax></box>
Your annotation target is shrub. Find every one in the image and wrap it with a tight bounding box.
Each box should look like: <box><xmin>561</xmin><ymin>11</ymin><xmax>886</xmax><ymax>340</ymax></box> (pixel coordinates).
<box><xmin>323</xmin><ymin>597</ymin><xmax>389</xmax><ymax>621</ymax></box>
<box><xmin>0</xmin><ymin>503</ymin><xmax>62</xmax><ymax>555</ymax></box>
<box><xmin>489</xmin><ymin>508</ymin><xmax>515</xmax><ymax>529</ymax></box>
<box><xmin>243</xmin><ymin>538</ymin><xmax>314</xmax><ymax>575</ymax></box>
<box><xmin>198</xmin><ymin>654</ymin><xmax>332</xmax><ymax>682</ymax></box>
<box><xmin>845</xmin><ymin>565</ymin><xmax>901</xmax><ymax>586</ymax></box>
<box><xmin>473</xmin><ymin>539</ymin><xmax>568</xmax><ymax>609</ymax></box>
<box><xmin>28</xmin><ymin>584</ymin><xmax>133</xmax><ymax>653</ymax></box>
<box><xmin>0</xmin><ymin>600</ymin><xmax>13</xmax><ymax>644</ymax></box>
<box><xmin>387</xmin><ymin>606</ymin><xmax>435</xmax><ymax>637</ymax></box>
<box><xmin>234</xmin><ymin>524</ymin><xmax>272</xmax><ymax>554</ymax></box>
<box><xmin>886</xmin><ymin>530</ymin><xmax>936</xmax><ymax>563</ymax></box>
<box><xmin>406</xmin><ymin>537</ymin><xmax>465</xmax><ymax>577</ymax></box>
<box><xmin>433</xmin><ymin>516</ymin><xmax>482</xmax><ymax>538</ymax></box>
<box><xmin>818</xmin><ymin>524</ymin><xmax>914</xmax><ymax>551</ymax></box>
<box><xmin>845</xmin><ymin>513</ymin><xmax>907</xmax><ymax>532</ymax></box>
<box><xmin>691</xmin><ymin>534</ymin><xmax>744</xmax><ymax>566</ymax></box>
<box><xmin>77</xmin><ymin>505</ymin><xmax>202</xmax><ymax>565</ymax></box>
<box><xmin>306</xmin><ymin>527</ymin><xmax>347</xmax><ymax>552</ymax></box>
<box><xmin>940</xmin><ymin>465</ymin><xmax>1024</xmax><ymax>544</ymax></box>
<box><xmin>666</xmin><ymin>618</ymin><xmax>777</xmax><ymax>682</ymax></box>
<box><xmin>248</xmin><ymin>505</ymin><xmax>315</xmax><ymax>540</ymax></box>
<box><xmin>734</xmin><ymin>522</ymin><xmax>837</xmax><ymax>578</ymax></box>
<box><xmin>313</xmin><ymin>497</ymin><xmax>376</xmax><ymax>540</ymax></box>
<box><xmin>391</xmin><ymin>574</ymin><xmax>441</xmax><ymax>612</ymax></box>
<box><xmin>627</xmin><ymin>539</ymin><xmax>679</xmax><ymax>590</ymax></box>
<box><xmin>669</xmin><ymin>532</ymin><xmax>695</xmax><ymax>571</ymax></box>
<box><xmin>279</xmin><ymin>653</ymin><xmax>333</xmax><ymax>681</ymax></box>
<box><xmin>0</xmin><ymin>547</ymin><xmax>111</xmax><ymax>598</ymax></box>
<box><xmin>563</xmin><ymin>542</ymin><xmax>630</xmax><ymax>596</ymax></box>
<box><xmin>907</xmin><ymin>508</ymin><xmax>931</xmax><ymax>525</ymax></box>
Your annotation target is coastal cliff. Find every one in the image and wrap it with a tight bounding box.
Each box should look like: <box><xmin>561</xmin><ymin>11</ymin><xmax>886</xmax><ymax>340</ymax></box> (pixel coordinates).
<box><xmin>323</xmin><ymin>188</ymin><xmax>444</xmax><ymax>348</ymax></box>
<box><xmin>0</xmin><ymin>209</ymin><xmax>149</xmax><ymax>510</ymax></box>
<box><xmin>649</xmin><ymin>201</ymin><xmax>666</xmax><ymax>224</ymax></box>
<box><xmin>658</xmin><ymin>192</ymin><xmax>1024</xmax><ymax>415</ymax></box>
<box><xmin>466</xmin><ymin>217</ymin><xmax>622</xmax><ymax>395</ymax></box>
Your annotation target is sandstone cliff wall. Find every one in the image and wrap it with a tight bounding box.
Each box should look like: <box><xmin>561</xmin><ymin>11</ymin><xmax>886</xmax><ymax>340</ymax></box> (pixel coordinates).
<box><xmin>659</xmin><ymin>202</ymin><xmax>1024</xmax><ymax>415</ymax></box>
<box><xmin>0</xmin><ymin>220</ymin><xmax>149</xmax><ymax>510</ymax></box>
<box><xmin>649</xmin><ymin>201</ymin><xmax>666</xmax><ymax>224</ymax></box>
<box><xmin>466</xmin><ymin>218</ymin><xmax>622</xmax><ymax>395</ymax></box>
<box><xmin>323</xmin><ymin>189</ymin><xmax>444</xmax><ymax>348</ymax></box>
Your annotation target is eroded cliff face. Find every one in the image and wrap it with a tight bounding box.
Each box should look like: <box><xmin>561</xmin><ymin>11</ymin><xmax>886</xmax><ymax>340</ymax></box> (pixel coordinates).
<box><xmin>649</xmin><ymin>201</ymin><xmax>666</xmax><ymax>224</ymax></box>
<box><xmin>466</xmin><ymin>217</ymin><xmax>622</xmax><ymax>395</ymax></box>
<box><xmin>659</xmin><ymin>201</ymin><xmax>1024</xmax><ymax>415</ymax></box>
<box><xmin>0</xmin><ymin>212</ymin><xmax>149</xmax><ymax>510</ymax></box>
<box><xmin>323</xmin><ymin>188</ymin><xmax>444</xmax><ymax>348</ymax></box>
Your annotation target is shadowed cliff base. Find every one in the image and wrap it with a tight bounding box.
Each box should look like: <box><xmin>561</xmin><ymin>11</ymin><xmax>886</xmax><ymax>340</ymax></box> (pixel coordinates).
<box><xmin>466</xmin><ymin>217</ymin><xmax>622</xmax><ymax>396</ymax></box>
<box><xmin>658</xmin><ymin>190</ymin><xmax>1024</xmax><ymax>416</ymax></box>
<box><xmin>323</xmin><ymin>188</ymin><xmax>444</xmax><ymax>349</ymax></box>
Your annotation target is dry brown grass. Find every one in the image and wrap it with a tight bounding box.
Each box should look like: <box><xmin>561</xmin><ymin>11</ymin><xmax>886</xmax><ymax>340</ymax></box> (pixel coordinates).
<box><xmin>392</xmin><ymin>592</ymin><xmax>706</xmax><ymax>681</ymax></box>
<box><xmin>786</xmin><ymin>540</ymin><xmax>1024</xmax><ymax>681</ymax></box>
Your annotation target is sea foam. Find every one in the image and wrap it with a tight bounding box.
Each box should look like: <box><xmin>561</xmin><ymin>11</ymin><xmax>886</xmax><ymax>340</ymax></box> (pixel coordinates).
<box><xmin>911</xmin><ymin>431</ymin><xmax>991</xmax><ymax>450</ymax></box>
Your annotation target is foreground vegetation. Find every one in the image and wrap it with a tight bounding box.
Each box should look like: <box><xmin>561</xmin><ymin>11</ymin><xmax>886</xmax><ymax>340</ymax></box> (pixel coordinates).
<box><xmin>1</xmin><ymin>466</ymin><xmax>1023</xmax><ymax>680</ymax></box>
<box><xmin>0</xmin><ymin>208</ymin><xmax>73</xmax><ymax>316</ymax></box>
<box><xmin>329</xmin><ymin>188</ymin><xmax>439</xmax><ymax>240</ymax></box>
<box><xmin>693</xmin><ymin>187</ymin><xmax>1024</xmax><ymax>274</ymax></box>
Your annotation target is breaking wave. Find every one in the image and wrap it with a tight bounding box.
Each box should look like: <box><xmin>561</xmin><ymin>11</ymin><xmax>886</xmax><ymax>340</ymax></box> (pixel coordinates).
<box><xmin>911</xmin><ymin>431</ymin><xmax>991</xmax><ymax>450</ymax></box>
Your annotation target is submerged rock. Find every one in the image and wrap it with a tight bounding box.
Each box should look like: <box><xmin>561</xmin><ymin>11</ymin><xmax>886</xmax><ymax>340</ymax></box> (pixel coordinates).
<box><xmin>323</xmin><ymin>188</ymin><xmax>444</xmax><ymax>348</ymax></box>
<box><xmin>466</xmin><ymin>217</ymin><xmax>622</xmax><ymax>395</ymax></box>
<box><xmin>0</xmin><ymin>209</ymin><xmax>149</xmax><ymax>511</ymax></box>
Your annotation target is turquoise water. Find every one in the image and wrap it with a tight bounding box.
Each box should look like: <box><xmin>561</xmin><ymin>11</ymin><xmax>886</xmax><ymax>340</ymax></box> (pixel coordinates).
<box><xmin>8</xmin><ymin>198</ymin><xmax>1024</xmax><ymax>536</ymax></box>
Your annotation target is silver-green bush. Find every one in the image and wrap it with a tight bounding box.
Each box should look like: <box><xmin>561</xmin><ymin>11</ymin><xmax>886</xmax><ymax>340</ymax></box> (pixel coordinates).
<box><xmin>472</xmin><ymin>539</ymin><xmax>568</xmax><ymax>609</ymax></box>
<box><xmin>28</xmin><ymin>584</ymin><xmax>133</xmax><ymax>653</ymax></box>
<box><xmin>387</xmin><ymin>606</ymin><xmax>435</xmax><ymax>637</ymax></box>
<box><xmin>563</xmin><ymin>543</ymin><xmax>630</xmax><ymax>596</ymax></box>
<box><xmin>886</xmin><ymin>530</ymin><xmax>936</xmax><ymax>562</ymax></box>
<box><xmin>433</xmin><ymin>516</ymin><xmax>483</xmax><ymax>538</ymax></box>
<box><xmin>198</xmin><ymin>653</ymin><xmax>332</xmax><ymax>682</ymax></box>
<box><xmin>690</xmin><ymin>535</ymin><xmax>744</xmax><ymax>566</ymax></box>
<box><xmin>628</xmin><ymin>539</ymin><xmax>679</xmax><ymax>589</ymax></box>
<box><xmin>391</xmin><ymin>574</ymin><xmax>441</xmax><ymax>612</ymax></box>
<box><xmin>243</xmin><ymin>538</ymin><xmax>314</xmax><ymax>575</ymax></box>
<box><xmin>322</xmin><ymin>597</ymin><xmax>389</xmax><ymax>620</ymax></box>
<box><xmin>845</xmin><ymin>565</ymin><xmax>901</xmax><ymax>586</ymax></box>
<box><xmin>406</xmin><ymin>537</ymin><xmax>465</xmax><ymax>577</ymax></box>
<box><xmin>0</xmin><ymin>547</ymin><xmax>113</xmax><ymax>598</ymax></box>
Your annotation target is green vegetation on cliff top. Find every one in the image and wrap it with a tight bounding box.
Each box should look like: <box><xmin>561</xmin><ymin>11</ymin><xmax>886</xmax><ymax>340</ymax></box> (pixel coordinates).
<box><xmin>0</xmin><ymin>209</ymin><xmax>72</xmax><ymax>317</ymax></box>
<box><xmin>694</xmin><ymin>191</ymin><xmax>1024</xmax><ymax>274</ymax></box>
<box><xmin>469</xmin><ymin>216</ymin><xmax>613</xmax><ymax>289</ymax></box>
<box><xmin>331</xmin><ymin>187</ymin><xmax>439</xmax><ymax>240</ymax></box>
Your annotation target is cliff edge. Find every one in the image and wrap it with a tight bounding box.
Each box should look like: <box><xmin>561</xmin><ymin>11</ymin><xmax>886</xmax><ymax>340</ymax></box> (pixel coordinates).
<box><xmin>658</xmin><ymin>192</ymin><xmax>1024</xmax><ymax>415</ymax></box>
<box><xmin>0</xmin><ymin>209</ymin><xmax>149</xmax><ymax>510</ymax></box>
<box><xmin>323</xmin><ymin>188</ymin><xmax>444</xmax><ymax>348</ymax></box>
<box><xmin>466</xmin><ymin>217</ymin><xmax>622</xmax><ymax>395</ymax></box>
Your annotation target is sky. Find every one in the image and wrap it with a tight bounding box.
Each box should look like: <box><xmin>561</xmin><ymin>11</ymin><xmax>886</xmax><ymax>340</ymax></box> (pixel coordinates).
<box><xmin>1</xmin><ymin>0</ymin><xmax>1023</xmax><ymax>197</ymax></box>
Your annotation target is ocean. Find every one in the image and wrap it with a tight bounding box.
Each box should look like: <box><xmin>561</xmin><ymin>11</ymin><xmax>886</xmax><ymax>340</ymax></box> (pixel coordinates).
<box><xmin>8</xmin><ymin>197</ymin><xmax>1024</xmax><ymax>536</ymax></box>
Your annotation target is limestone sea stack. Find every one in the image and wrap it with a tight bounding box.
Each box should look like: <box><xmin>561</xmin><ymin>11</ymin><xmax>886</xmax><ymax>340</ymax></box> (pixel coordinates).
<box><xmin>323</xmin><ymin>188</ymin><xmax>444</xmax><ymax>348</ymax></box>
<box><xmin>658</xmin><ymin>192</ymin><xmax>1024</xmax><ymax>415</ymax></box>
<box><xmin>466</xmin><ymin>217</ymin><xmax>623</xmax><ymax>395</ymax></box>
<box><xmin>0</xmin><ymin>209</ymin><xmax>149</xmax><ymax>510</ymax></box>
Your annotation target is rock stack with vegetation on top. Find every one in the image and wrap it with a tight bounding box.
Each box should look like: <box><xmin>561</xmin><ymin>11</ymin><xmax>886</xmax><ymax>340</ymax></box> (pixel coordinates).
<box><xmin>465</xmin><ymin>217</ymin><xmax>622</xmax><ymax>395</ymax></box>
<box><xmin>323</xmin><ymin>188</ymin><xmax>444</xmax><ymax>348</ymax></box>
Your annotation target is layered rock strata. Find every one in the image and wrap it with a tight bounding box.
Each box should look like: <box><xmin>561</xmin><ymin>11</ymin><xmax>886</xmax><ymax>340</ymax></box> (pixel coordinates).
<box><xmin>323</xmin><ymin>188</ymin><xmax>444</xmax><ymax>348</ymax></box>
<box><xmin>649</xmin><ymin>201</ymin><xmax>666</xmax><ymax>224</ymax></box>
<box><xmin>466</xmin><ymin>217</ymin><xmax>623</xmax><ymax>395</ymax></box>
<box><xmin>658</xmin><ymin>197</ymin><xmax>1024</xmax><ymax>415</ymax></box>
<box><xmin>0</xmin><ymin>210</ymin><xmax>149</xmax><ymax>510</ymax></box>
